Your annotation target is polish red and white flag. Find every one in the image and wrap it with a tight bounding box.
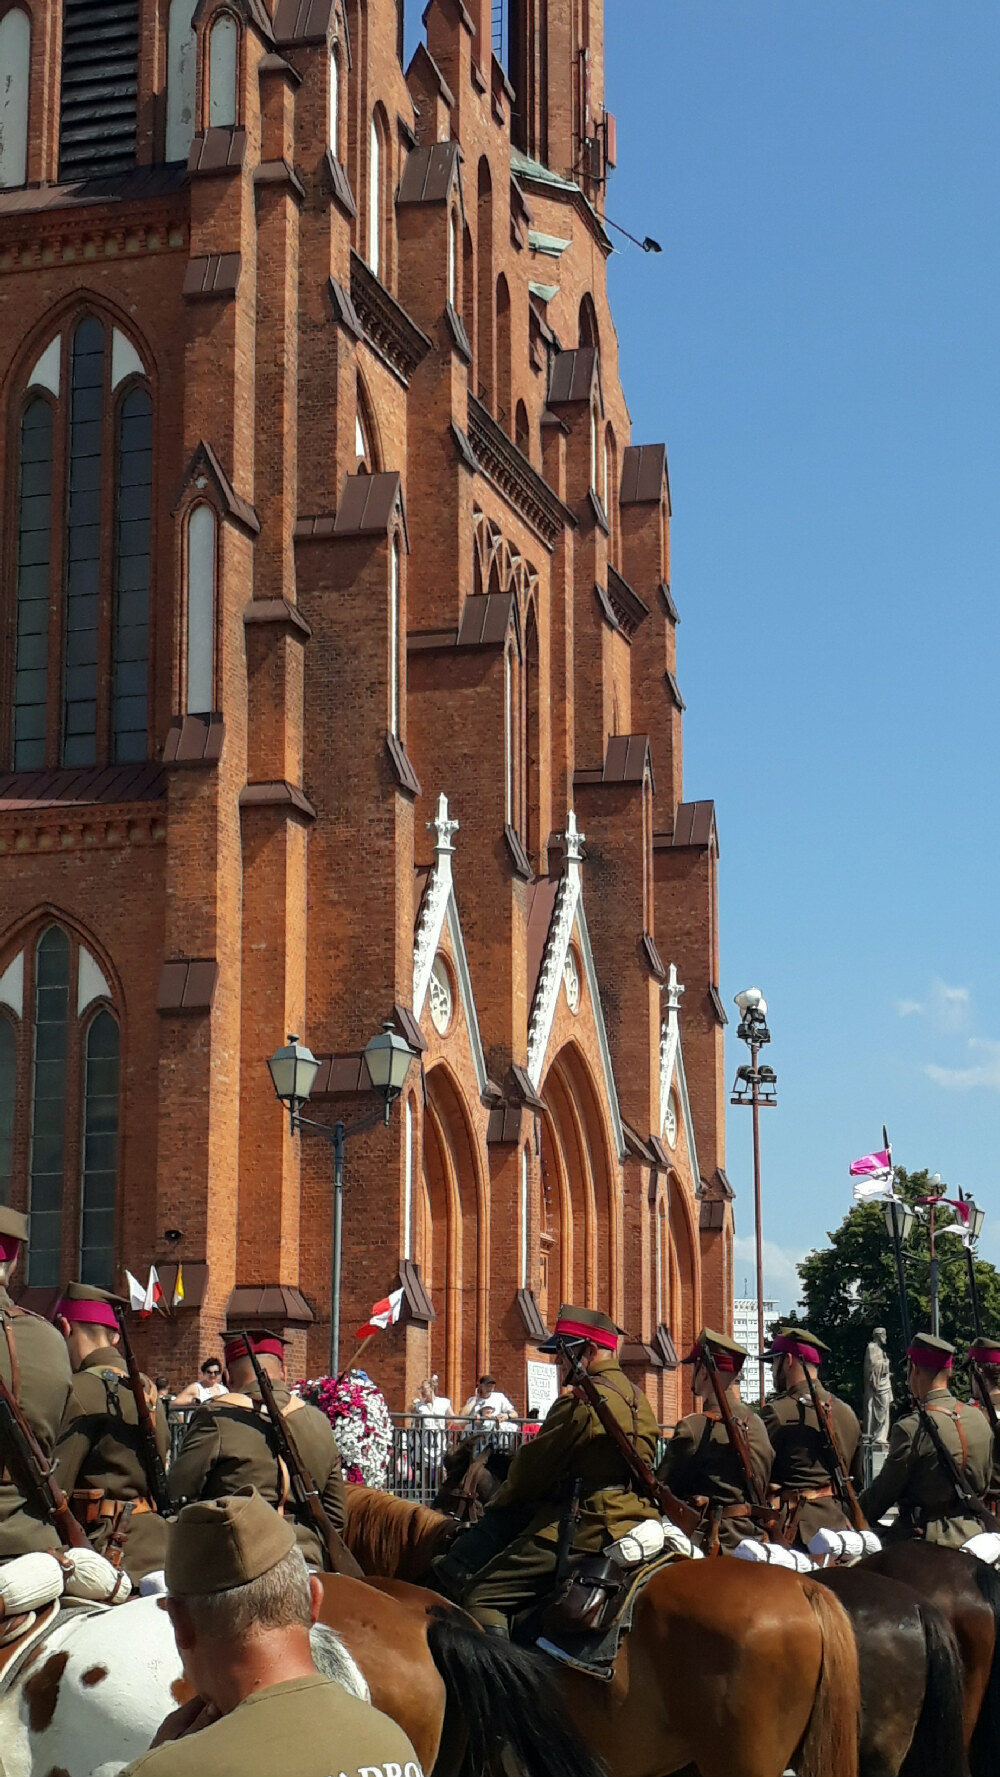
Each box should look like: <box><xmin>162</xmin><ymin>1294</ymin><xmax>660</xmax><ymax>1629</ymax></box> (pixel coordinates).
<box><xmin>849</xmin><ymin>1149</ymin><xmax>892</xmax><ymax>1178</ymax></box>
<box><xmin>356</xmin><ymin>1286</ymin><xmax>404</xmax><ymax>1340</ymax></box>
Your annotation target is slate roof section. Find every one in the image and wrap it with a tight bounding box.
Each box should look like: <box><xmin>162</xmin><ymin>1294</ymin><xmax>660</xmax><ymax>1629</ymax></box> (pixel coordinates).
<box><xmin>640</xmin><ymin>932</ymin><xmax>666</xmax><ymax>980</ymax></box>
<box><xmin>0</xmin><ymin>762</ymin><xmax>165</xmax><ymax>810</ymax></box>
<box><xmin>602</xmin><ymin>733</ymin><xmax>652</xmax><ymax>784</ymax></box>
<box><xmin>243</xmin><ymin>597</ymin><xmax>312</xmax><ymax>639</ymax></box>
<box><xmin>386</xmin><ymin>733</ymin><xmax>422</xmax><ymax>797</ymax></box>
<box><xmin>708</xmin><ymin>984</ymin><xmax>728</xmax><ymax>1027</ymax></box>
<box><xmin>0</xmin><ymin>163</ymin><xmax>188</xmax><ymax>216</ymax></box>
<box><xmin>451</xmin><ymin>422</ymin><xmax>478</xmax><ymax>471</ymax></box>
<box><xmin>397</xmin><ymin>141</ymin><xmax>462</xmax><ymax>204</ymax></box>
<box><xmin>182</xmin><ymin>253</ymin><xmax>242</xmax><ymax>301</ymax></box>
<box><xmin>516</xmin><ymin>1288</ymin><xmax>548</xmax><ymax>1340</ymax></box>
<box><xmin>327</xmin><ymin>275</ymin><xmax>364</xmax><ymax>339</ymax></box>
<box><xmin>456</xmin><ymin>591</ymin><xmax>514</xmax><ymax>647</ymax></box>
<box><xmin>620</xmin><ymin>442</ymin><xmax>667</xmax><ymax>505</ymax></box>
<box><xmin>444</xmin><ymin>302</ymin><xmax>472</xmax><ymax>362</ymax></box>
<box><xmin>334</xmin><ymin>470</ymin><xmax>404</xmax><ymax>537</ymax></box>
<box><xmin>655</xmin><ymin>1323</ymin><xmax>680</xmax><ymax>1368</ymax></box>
<box><xmin>311</xmin><ymin>1052</ymin><xmax>373</xmax><ymax>1096</ymax></box>
<box><xmin>487</xmin><ymin>1103</ymin><xmax>524</xmax><ymax>1144</ymax></box>
<box><xmin>393</xmin><ymin>1003</ymin><xmax>428</xmax><ymax>1054</ymax></box>
<box><xmin>272</xmin><ymin>0</ymin><xmax>333</xmax><ymax>41</ymax></box>
<box><xmin>324</xmin><ymin>150</ymin><xmax>356</xmax><ymax>217</ymax></box>
<box><xmin>226</xmin><ymin>1285</ymin><xmax>314</xmax><ymax>1325</ymax></box>
<box><xmin>699</xmin><ymin>1200</ymin><xmax>728</xmax><ymax>1232</ymax></box>
<box><xmin>664</xmin><ymin>670</ymin><xmax>686</xmax><ymax>711</ymax></box>
<box><xmin>397</xmin><ymin>1258</ymin><xmax>435</xmax><ymax>1323</ymax></box>
<box><xmin>548</xmin><ymin>345</ymin><xmax>599</xmax><ymax>405</ymax></box>
<box><xmin>163</xmin><ymin>713</ymin><xmax>225</xmax><ymax>766</ymax></box>
<box><xmin>668</xmin><ymin>800</ymin><xmax>718</xmax><ymax>850</ymax></box>
<box><xmin>239</xmin><ymin>780</ymin><xmax>317</xmax><ymax>819</ymax></box>
<box><xmin>659</xmin><ymin>581</ymin><xmax>680</xmax><ymax>624</ymax></box>
<box><xmin>504</xmin><ymin>823</ymin><xmax>532</xmax><ymax>880</ymax></box>
<box><xmin>620</xmin><ymin>1340</ymin><xmax>662</xmax><ymax>1370</ymax></box>
<box><xmin>157</xmin><ymin>958</ymin><xmax>219</xmax><ymax>1013</ymax></box>
<box><xmin>188</xmin><ymin>127</ymin><xmax>246</xmax><ymax>175</ymax></box>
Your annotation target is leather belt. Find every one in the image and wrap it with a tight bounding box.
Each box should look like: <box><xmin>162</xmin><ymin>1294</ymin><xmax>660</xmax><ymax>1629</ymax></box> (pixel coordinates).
<box><xmin>779</xmin><ymin>1484</ymin><xmax>835</xmax><ymax>1503</ymax></box>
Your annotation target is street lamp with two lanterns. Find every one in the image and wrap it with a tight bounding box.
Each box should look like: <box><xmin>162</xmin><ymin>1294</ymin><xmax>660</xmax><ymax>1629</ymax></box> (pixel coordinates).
<box><xmin>266</xmin><ymin>1023</ymin><xmax>417</xmax><ymax>1374</ymax></box>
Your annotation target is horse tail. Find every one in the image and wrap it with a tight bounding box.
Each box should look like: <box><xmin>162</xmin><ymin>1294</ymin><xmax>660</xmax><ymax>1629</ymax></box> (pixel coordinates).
<box><xmin>796</xmin><ymin>1577</ymin><xmax>861</xmax><ymax>1777</ymax></box>
<box><xmin>426</xmin><ymin>1608</ymin><xmax>607</xmax><ymax>1777</ymax></box>
<box><xmin>898</xmin><ymin>1599</ymin><xmax>967</xmax><ymax>1777</ymax></box>
<box><xmin>970</xmin><ymin>1554</ymin><xmax>1000</xmax><ymax>1777</ymax></box>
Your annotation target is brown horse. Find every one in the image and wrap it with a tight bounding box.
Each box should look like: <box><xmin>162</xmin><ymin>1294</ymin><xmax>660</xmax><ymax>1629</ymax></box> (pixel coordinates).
<box><xmin>861</xmin><ymin>1542</ymin><xmax>1000</xmax><ymax>1776</ymax></box>
<box><xmin>342</xmin><ymin>1484</ymin><xmax>861</xmax><ymax>1777</ymax></box>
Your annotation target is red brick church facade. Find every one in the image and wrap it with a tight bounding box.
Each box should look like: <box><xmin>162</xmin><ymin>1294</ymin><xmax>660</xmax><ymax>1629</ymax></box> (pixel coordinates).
<box><xmin>0</xmin><ymin>0</ymin><xmax>733</xmax><ymax>1416</ymax></box>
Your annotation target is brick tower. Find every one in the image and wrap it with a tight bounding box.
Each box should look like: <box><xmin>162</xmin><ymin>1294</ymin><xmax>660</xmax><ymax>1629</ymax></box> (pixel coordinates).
<box><xmin>0</xmin><ymin>0</ymin><xmax>733</xmax><ymax>1416</ymax></box>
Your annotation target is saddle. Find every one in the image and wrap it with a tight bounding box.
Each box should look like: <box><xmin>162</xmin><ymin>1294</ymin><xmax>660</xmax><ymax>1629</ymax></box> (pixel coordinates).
<box><xmin>0</xmin><ymin>1599</ymin><xmax>62</xmax><ymax>1696</ymax></box>
<box><xmin>528</xmin><ymin>1537</ymin><xmax>690</xmax><ymax>1679</ymax></box>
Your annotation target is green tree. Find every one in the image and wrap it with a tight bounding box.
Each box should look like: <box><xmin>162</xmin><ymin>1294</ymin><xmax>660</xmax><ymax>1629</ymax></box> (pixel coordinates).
<box><xmin>793</xmin><ymin>1168</ymin><xmax>1000</xmax><ymax>1416</ymax></box>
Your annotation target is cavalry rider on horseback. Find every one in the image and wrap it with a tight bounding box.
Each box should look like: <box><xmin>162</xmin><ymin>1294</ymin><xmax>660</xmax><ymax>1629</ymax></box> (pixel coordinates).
<box><xmin>53</xmin><ymin>1281</ymin><xmax>170</xmax><ymax>1583</ymax></box>
<box><xmin>168</xmin><ymin>1332</ymin><xmax>349</xmax><ymax>1572</ymax></box>
<box><xmin>966</xmin><ymin>1335</ymin><xmax>1000</xmax><ymax>1506</ymax></box>
<box><xmin>760</xmin><ymin>1326</ymin><xmax>863</xmax><ymax>1550</ymax></box>
<box><xmin>860</xmin><ymin>1332</ymin><xmax>992</xmax><ymax>1545</ymax></box>
<box><xmin>657</xmin><ymin>1329</ymin><xmax>773</xmax><ymax>1552</ymax></box>
<box><xmin>0</xmin><ymin>1207</ymin><xmax>73</xmax><ymax>1568</ymax></box>
<box><xmin>432</xmin><ymin>1305</ymin><xmax>661</xmax><ymax>1635</ymax></box>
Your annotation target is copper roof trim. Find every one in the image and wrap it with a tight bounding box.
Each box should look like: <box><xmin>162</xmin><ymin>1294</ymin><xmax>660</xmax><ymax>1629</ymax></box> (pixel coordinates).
<box><xmin>0</xmin><ymin>762</ymin><xmax>166</xmax><ymax>811</ymax></box>
<box><xmin>504</xmin><ymin>823</ymin><xmax>532</xmax><ymax>881</ymax></box>
<box><xmin>243</xmin><ymin>598</ymin><xmax>312</xmax><ymax>638</ymax></box>
<box><xmin>515</xmin><ymin>1287</ymin><xmax>548</xmax><ymax>1342</ymax></box>
<box><xmin>386</xmin><ymin>734</ymin><xmax>422</xmax><ymax>797</ymax></box>
<box><xmin>157</xmin><ymin>957</ymin><xmax>219</xmax><ymax>1013</ymax></box>
<box><xmin>188</xmin><ymin>127</ymin><xmax>246</xmax><ymax>175</ymax></box>
<box><xmin>398</xmin><ymin>140</ymin><xmax>461</xmax><ymax>204</ymax></box>
<box><xmin>163</xmin><ymin>713</ymin><xmax>225</xmax><ymax>766</ymax></box>
<box><xmin>239</xmin><ymin>781</ymin><xmax>317</xmax><ymax>820</ymax></box>
<box><xmin>226</xmin><ymin>1285</ymin><xmax>314</xmax><ymax>1326</ymax></box>
<box><xmin>548</xmin><ymin>346</ymin><xmax>599</xmax><ymax>406</ymax></box>
<box><xmin>620</xmin><ymin>442</ymin><xmax>667</xmax><ymax>506</ymax></box>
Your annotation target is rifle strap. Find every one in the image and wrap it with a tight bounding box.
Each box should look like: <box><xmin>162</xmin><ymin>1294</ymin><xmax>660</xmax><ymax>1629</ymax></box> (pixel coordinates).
<box><xmin>1</xmin><ymin>1318</ymin><xmax>20</xmax><ymax>1405</ymax></box>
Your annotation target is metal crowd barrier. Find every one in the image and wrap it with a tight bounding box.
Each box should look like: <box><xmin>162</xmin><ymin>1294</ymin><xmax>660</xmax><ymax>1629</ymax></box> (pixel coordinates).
<box><xmin>165</xmin><ymin>1402</ymin><xmax>676</xmax><ymax>1504</ymax></box>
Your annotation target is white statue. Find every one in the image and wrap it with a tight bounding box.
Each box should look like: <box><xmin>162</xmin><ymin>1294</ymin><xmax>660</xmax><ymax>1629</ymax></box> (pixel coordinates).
<box><xmin>863</xmin><ymin>1326</ymin><xmax>893</xmax><ymax>1447</ymax></box>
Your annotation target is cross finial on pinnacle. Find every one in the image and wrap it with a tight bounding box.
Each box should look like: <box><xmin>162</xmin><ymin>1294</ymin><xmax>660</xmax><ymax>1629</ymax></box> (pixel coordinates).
<box><xmin>428</xmin><ymin>791</ymin><xmax>459</xmax><ymax>854</ymax></box>
<box><xmin>558</xmin><ymin>808</ymin><xmax>586</xmax><ymax>864</ymax></box>
<box><xmin>664</xmin><ymin>963</ymin><xmax>685</xmax><ymax>1014</ymax></box>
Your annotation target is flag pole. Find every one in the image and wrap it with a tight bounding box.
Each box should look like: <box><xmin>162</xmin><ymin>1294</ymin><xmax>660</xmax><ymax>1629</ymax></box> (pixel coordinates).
<box><xmin>882</xmin><ymin>1126</ymin><xmax>911</xmax><ymax>1347</ymax></box>
<box><xmin>337</xmin><ymin>1331</ymin><xmax>377</xmax><ymax>1385</ymax></box>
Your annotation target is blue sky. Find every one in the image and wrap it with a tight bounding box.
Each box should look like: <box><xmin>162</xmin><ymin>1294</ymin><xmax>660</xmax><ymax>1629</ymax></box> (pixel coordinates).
<box><xmin>603</xmin><ymin>2</ymin><xmax>1000</xmax><ymax>1306</ymax></box>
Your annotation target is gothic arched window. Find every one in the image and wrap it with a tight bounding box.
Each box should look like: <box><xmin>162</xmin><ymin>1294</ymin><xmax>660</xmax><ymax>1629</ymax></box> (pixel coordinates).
<box><xmin>7</xmin><ymin>315</ymin><xmax>153</xmax><ymax>771</ymax></box>
<box><xmin>329</xmin><ymin>44</ymin><xmax>340</xmax><ymax>158</ymax></box>
<box><xmin>166</xmin><ymin>0</ymin><xmax>198</xmax><ymax>160</ymax></box>
<box><xmin>209</xmin><ymin>15</ymin><xmax>239</xmax><ymax>127</ymax></box>
<box><xmin>368</xmin><ymin>112</ymin><xmax>382</xmax><ymax>275</ymax></box>
<box><xmin>186</xmin><ymin>505</ymin><xmax>216</xmax><ymax>713</ymax></box>
<box><xmin>0</xmin><ymin>924</ymin><xmax>120</xmax><ymax>1287</ymax></box>
<box><xmin>0</xmin><ymin>9</ymin><xmax>30</xmax><ymax>189</ymax></box>
<box><xmin>389</xmin><ymin>532</ymin><xmax>401</xmax><ymax>737</ymax></box>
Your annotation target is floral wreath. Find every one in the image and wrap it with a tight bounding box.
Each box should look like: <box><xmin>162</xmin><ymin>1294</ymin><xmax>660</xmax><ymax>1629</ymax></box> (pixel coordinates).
<box><xmin>296</xmin><ymin>1369</ymin><xmax>393</xmax><ymax>1488</ymax></box>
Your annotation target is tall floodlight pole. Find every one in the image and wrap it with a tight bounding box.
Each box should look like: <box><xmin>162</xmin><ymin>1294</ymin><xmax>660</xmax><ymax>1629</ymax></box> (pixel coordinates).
<box><xmin>731</xmin><ymin>989</ymin><xmax>777</xmax><ymax>1403</ymax></box>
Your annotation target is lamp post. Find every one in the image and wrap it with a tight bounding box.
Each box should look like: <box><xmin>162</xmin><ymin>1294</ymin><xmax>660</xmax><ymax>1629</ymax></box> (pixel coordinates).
<box><xmin>731</xmin><ymin>987</ymin><xmax>777</xmax><ymax>1404</ymax></box>
<box><xmin>958</xmin><ymin>1192</ymin><xmax>987</xmax><ymax>1338</ymax></box>
<box><xmin>267</xmin><ymin>1023</ymin><xmax>416</xmax><ymax>1374</ymax></box>
<box><xmin>882</xmin><ymin>1197</ymin><xmax>915</xmax><ymax>1347</ymax></box>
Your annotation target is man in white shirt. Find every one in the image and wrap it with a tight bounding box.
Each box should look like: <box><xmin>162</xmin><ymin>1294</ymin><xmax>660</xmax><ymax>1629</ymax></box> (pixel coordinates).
<box><xmin>462</xmin><ymin>1375</ymin><xmax>517</xmax><ymax>1425</ymax></box>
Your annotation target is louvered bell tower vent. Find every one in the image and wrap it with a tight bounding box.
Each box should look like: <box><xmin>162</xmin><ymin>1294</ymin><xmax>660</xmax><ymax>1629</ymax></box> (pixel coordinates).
<box><xmin>59</xmin><ymin>0</ymin><xmax>140</xmax><ymax>182</ymax></box>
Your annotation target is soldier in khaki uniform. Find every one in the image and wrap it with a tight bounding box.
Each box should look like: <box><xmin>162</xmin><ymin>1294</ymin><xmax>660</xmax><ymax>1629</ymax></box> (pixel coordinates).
<box><xmin>0</xmin><ymin>1206</ymin><xmax>74</xmax><ymax>1559</ymax></box>
<box><xmin>657</xmin><ymin>1328</ymin><xmax>773</xmax><ymax>1552</ymax></box>
<box><xmin>168</xmin><ymin>1332</ymin><xmax>347</xmax><ymax>1570</ymax></box>
<box><xmin>433</xmin><ymin>1305</ymin><xmax>661</xmax><ymax>1634</ymax></box>
<box><xmin>759</xmin><ymin>1326</ymin><xmax>862</xmax><ymax>1550</ymax></box>
<box><xmin>967</xmin><ymin>1338</ymin><xmax>1000</xmax><ymax>1502</ymax></box>
<box><xmin>122</xmin><ymin>1488</ymin><xmax>424</xmax><ymax>1777</ymax></box>
<box><xmin>53</xmin><ymin>1281</ymin><xmax>170</xmax><ymax>1581</ymax></box>
<box><xmin>860</xmin><ymin>1333</ymin><xmax>993</xmax><ymax>1545</ymax></box>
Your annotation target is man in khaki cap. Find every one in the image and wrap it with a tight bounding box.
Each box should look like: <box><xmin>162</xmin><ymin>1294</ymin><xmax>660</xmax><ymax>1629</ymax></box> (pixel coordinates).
<box><xmin>168</xmin><ymin>1332</ymin><xmax>347</xmax><ymax>1571</ymax></box>
<box><xmin>760</xmin><ymin>1325</ymin><xmax>863</xmax><ymax>1549</ymax></box>
<box><xmin>53</xmin><ymin>1281</ymin><xmax>170</xmax><ymax>1580</ymax></box>
<box><xmin>0</xmin><ymin>1206</ymin><xmax>74</xmax><ymax>1559</ymax></box>
<box><xmin>657</xmin><ymin>1328</ymin><xmax>774</xmax><ymax>1551</ymax></box>
<box><xmin>434</xmin><ymin>1305</ymin><xmax>660</xmax><ymax>1633</ymax></box>
<box><xmin>860</xmin><ymin>1332</ymin><xmax>992</xmax><ymax>1545</ymax></box>
<box><xmin>122</xmin><ymin>1488</ymin><xmax>424</xmax><ymax>1777</ymax></box>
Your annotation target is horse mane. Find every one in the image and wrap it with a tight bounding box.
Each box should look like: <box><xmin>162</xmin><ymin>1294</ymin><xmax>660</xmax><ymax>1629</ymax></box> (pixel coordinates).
<box><xmin>344</xmin><ymin>1484</ymin><xmax>454</xmax><ymax>1582</ymax></box>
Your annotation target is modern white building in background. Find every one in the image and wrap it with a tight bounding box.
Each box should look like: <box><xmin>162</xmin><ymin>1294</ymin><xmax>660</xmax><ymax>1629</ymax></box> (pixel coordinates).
<box><xmin>734</xmin><ymin>1297</ymin><xmax>779</xmax><ymax>1404</ymax></box>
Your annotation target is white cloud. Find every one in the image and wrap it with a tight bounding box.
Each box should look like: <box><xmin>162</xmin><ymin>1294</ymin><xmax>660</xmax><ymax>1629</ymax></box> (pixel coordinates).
<box><xmin>925</xmin><ymin>1038</ymin><xmax>1000</xmax><ymax>1093</ymax></box>
<box><xmin>733</xmin><ymin>1235</ymin><xmax>805</xmax><ymax>1313</ymax></box>
<box><xmin>896</xmin><ymin>979</ymin><xmax>970</xmax><ymax>1030</ymax></box>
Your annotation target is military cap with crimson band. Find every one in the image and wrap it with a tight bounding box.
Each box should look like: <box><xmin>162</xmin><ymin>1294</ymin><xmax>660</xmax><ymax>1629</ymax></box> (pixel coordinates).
<box><xmin>681</xmin><ymin>1327</ymin><xmax>749</xmax><ymax>1372</ymax></box>
<box><xmin>537</xmin><ymin>1304</ymin><xmax>624</xmax><ymax>1354</ymax></box>
<box><xmin>969</xmin><ymin>1341</ymin><xmax>1000</xmax><ymax>1366</ymax></box>
<box><xmin>762</xmin><ymin>1325</ymin><xmax>831</xmax><ymax>1366</ymax></box>
<box><xmin>0</xmin><ymin>1205</ymin><xmax>28</xmax><ymax>1263</ymax></box>
<box><xmin>223</xmin><ymin>1330</ymin><xmax>291</xmax><ymax>1366</ymax></box>
<box><xmin>908</xmin><ymin>1333</ymin><xmax>955</xmax><ymax>1371</ymax></box>
<box><xmin>166</xmin><ymin>1487</ymin><xmax>296</xmax><ymax>1596</ymax></box>
<box><xmin>54</xmin><ymin>1281</ymin><xmax>127</xmax><ymax>1330</ymax></box>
